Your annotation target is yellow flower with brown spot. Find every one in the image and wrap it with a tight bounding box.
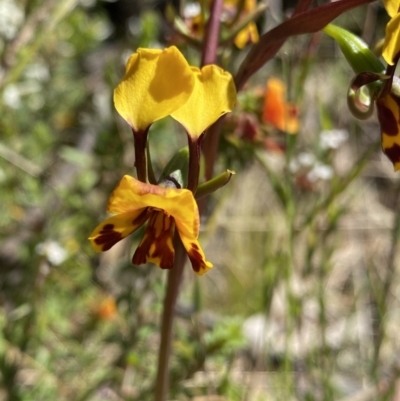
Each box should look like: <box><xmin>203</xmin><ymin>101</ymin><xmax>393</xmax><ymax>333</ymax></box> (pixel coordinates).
<box><xmin>376</xmin><ymin>80</ymin><xmax>400</xmax><ymax>171</ymax></box>
<box><xmin>114</xmin><ymin>46</ymin><xmax>195</xmax><ymax>133</ymax></box>
<box><xmin>382</xmin><ymin>0</ymin><xmax>400</xmax><ymax>66</ymax></box>
<box><xmin>89</xmin><ymin>175</ymin><xmax>212</xmax><ymax>275</ymax></box>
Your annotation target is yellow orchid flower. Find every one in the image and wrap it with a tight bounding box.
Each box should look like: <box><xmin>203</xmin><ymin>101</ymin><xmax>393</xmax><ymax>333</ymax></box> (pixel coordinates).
<box><xmin>171</xmin><ymin>65</ymin><xmax>236</xmax><ymax>138</ymax></box>
<box><xmin>114</xmin><ymin>46</ymin><xmax>195</xmax><ymax>133</ymax></box>
<box><xmin>234</xmin><ymin>21</ymin><xmax>259</xmax><ymax>49</ymax></box>
<box><xmin>382</xmin><ymin>0</ymin><xmax>400</xmax><ymax>65</ymax></box>
<box><xmin>183</xmin><ymin>0</ymin><xmax>259</xmax><ymax>49</ymax></box>
<box><xmin>89</xmin><ymin>175</ymin><xmax>212</xmax><ymax>275</ymax></box>
<box><xmin>224</xmin><ymin>0</ymin><xmax>260</xmax><ymax>49</ymax></box>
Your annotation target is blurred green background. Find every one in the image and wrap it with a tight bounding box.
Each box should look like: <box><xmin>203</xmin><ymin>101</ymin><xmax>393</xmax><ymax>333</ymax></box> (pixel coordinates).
<box><xmin>1</xmin><ymin>0</ymin><xmax>400</xmax><ymax>400</ymax></box>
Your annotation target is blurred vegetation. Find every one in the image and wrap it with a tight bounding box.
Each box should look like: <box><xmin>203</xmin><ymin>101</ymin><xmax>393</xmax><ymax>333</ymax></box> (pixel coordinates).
<box><xmin>1</xmin><ymin>0</ymin><xmax>400</xmax><ymax>400</ymax></box>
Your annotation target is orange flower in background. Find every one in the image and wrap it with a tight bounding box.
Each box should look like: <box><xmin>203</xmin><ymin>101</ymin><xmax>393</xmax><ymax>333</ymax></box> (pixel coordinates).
<box><xmin>262</xmin><ymin>77</ymin><xmax>299</xmax><ymax>134</ymax></box>
<box><xmin>93</xmin><ymin>296</ymin><xmax>118</xmax><ymax>320</ymax></box>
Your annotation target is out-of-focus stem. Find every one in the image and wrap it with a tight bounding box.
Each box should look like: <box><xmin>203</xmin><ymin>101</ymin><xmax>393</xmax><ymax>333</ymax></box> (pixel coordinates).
<box><xmin>154</xmin><ymin>236</ymin><xmax>186</xmax><ymax>401</ymax></box>
<box><xmin>201</xmin><ymin>0</ymin><xmax>223</xmax><ymax>66</ymax></box>
<box><xmin>200</xmin><ymin>0</ymin><xmax>224</xmax><ymax>180</ymax></box>
<box><xmin>202</xmin><ymin>116</ymin><xmax>225</xmax><ymax>181</ymax></box>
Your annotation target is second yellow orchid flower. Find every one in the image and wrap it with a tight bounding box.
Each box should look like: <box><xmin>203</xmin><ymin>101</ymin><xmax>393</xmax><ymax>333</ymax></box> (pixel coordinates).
<box><xmin>382</xmin><ymin>0</ymin><xmax>400</xmax><ymax>66</ymax></box>
<box><xmin>89</xmin><ymin>175</ymin><xmax>212</xmax><ymax>275</ymax></box>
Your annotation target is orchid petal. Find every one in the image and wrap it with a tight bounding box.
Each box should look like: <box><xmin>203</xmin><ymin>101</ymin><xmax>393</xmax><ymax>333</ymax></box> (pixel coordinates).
<box><xmin>376</xmin><ymin>92</ymin><xmax>400</xmax><ymax>171</ymax></box>
<box><xmin>234</xmin><ymin>22</ymin><xmax>259</xmax><ymax>49</ymax></box>
<box><xmin>171</xmin><ymin>65</ymin><xmax>236</xmax><ymax>138</ymax></box>
<box><xmin>383</xmin><ymin>0</ymin><xmax>399</xmax><ymax>17</ymax></box>
<box><xmin>107</xmin><ymin>175</ymin><xmax>187</xmax><ymax>214</ymax></box>
<box><xmin>114</xmin><ymin>46</ymin><xmax>195</xmax><ymax>132</ymax></box>
<box><xmin>89</xmin><ymin>210</ymin><xmax>149</xmax><ymax>252</ymax></box>
<box><xmin>179</xmin><ymin>236</ymin><xmax>213</xmax><ymax>275</ymax></box>
<box><xmin>382</xmin><ymin>12</ymin><xmax>400</xmax><ymax>65</ymax></box>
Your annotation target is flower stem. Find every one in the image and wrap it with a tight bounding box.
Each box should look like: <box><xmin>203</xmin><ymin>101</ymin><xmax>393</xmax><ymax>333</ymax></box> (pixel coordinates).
<box><xmin>199</xmin><ymin>0</ymin><xmax>224</xmax><ymax>179</ymax></box>
<box><xmin>154</xmin><ymin>235</ymin><xmax>186</xmax><ymax>401</ymax></box>
<box><xmin>187</xmin><ymin>135</ymin><xmax>201</xmax><ymax>192</ymax></box>
<box><xmin>133</xmin><ymin>128</ymin><xmax>149</xmax><ymax>183</ymax></box>
<box><xmin>201</xmin><ymin>0</ymin><xmax>223</xmax><ymax>66</ymax></box>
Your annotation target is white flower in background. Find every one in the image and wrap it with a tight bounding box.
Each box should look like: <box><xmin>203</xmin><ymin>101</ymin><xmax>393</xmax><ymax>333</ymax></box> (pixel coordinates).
<box><xmin>298</xmin><ymin>152</ymin><xmax>315</xmax><ymax>167</ymax></box>
<box><xmin>307</xmin><ymin>163</ymin><xmax>334</xmax><ymax>182</ymax></box>
<box><xmin>3</xmin><ymin>84</ymin><xmax>21</xmax><ymax>109</ymax></box>
<box><xmin>3</xmin><ymin>81</ymin><xmax>43</xmax><ymax>109</ymax></box>
<box><xmin>289</xmin><ymin>159</ymin><xmax>300</xmax><ymax>173</ymax></box>
<box><xmin>183</xmin><ymin>2</ymin><xmax>201</xmax><ymax>18</ymax></box>
<box><xmin>0</xmin><ymin>0</ymin><xmax>24</xmax><ymax>40</ymax></box>
<box><xmin>290</xmin><ymin>152</ymin><xmax>316</xmax><ymax>173</ymax></box>
<box><xmin>320</xmin><ymin>129</ymin><xmax>348</xmax><ymax>150</ymax></box>
<box><xmin>24</xmin><ymin>63</ymin><xmax>50</xmax><ymax>82</ymax></box>
<box><xmin>36</xmin><ymin>241</ymin><xmax>68</xmax><ymax>266</ymax></box>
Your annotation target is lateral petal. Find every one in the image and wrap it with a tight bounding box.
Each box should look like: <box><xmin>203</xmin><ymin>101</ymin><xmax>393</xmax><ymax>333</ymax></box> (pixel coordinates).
<box><xmin>114</xmin><ymin>46</ymin><xmax>195</xmax><ymax>132</ymax></box>
<box><xmin>376</xmin><ymin>92</ymin><xmax>400</xmax><ymax>171</ymax></box>
<box><xmin>179</xmin><ymin>236</ymin><xmax>213</xmax><ymax>275</ymax></box>
<box><xmin>383</xmin><ymin>0</ymin><xmax>399</xmax><ymax>18</ymax></box>
<box><xmin>171</xmin><ymin>65</ymin><xmax>237</xmax><ymax>138</ymax></box>
<box><xmin>382</xmin><ymin>12</ymin><xmax>400</xmax><ymax>65</ymax></box>
<box><xmin>234</xmin><ymin>22</ymin><xmax>260</xmax><ymax>49</ymax></box>
<box><xmin>89</xmin><ymin>210</ymin><xmax>149</xmax><ymax>252</ymax></box>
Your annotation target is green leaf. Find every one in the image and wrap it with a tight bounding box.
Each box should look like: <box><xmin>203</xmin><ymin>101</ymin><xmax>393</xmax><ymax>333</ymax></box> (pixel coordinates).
<box><xmin>323</xmin><ymin>24</ymin><xmax>385</xmax><ymax>74</ymax></box>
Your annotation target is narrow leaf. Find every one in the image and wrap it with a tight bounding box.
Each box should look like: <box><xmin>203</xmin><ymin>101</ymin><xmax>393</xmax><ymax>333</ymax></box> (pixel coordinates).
<box><xmin>235</xmin><ymin>0</ymin><xmax>375</xmax><ymax>90</ymax></box>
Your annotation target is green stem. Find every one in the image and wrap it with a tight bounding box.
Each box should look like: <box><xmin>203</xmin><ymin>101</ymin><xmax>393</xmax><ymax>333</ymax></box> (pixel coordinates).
<box><xmin>154</xmin><ymin>235</ymin><xmax>186</xmax><ymax>401</ymax></box>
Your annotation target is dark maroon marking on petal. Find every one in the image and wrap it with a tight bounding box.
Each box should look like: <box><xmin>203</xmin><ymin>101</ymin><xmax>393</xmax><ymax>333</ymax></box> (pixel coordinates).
<box><xmin>377</xmin><ymin>100</ymin><xmax>398</xmax><ymax>136</ymax></box>
<box><xmin>132</xmin><ymin>234</ymin><xmax>151</xmax><ymax>266</ymax></box>
<box><xmin>132</xmin><ymin>213</ymin><xmax>175</xmax><ymax>269</ymax></box>
<box><xmin>132</xmin><ymin>209</ymin><xmax>150</xmax><ymax>227</ymax></box>
<box><xmin>384</xmin><ymin>143</ymin><xmax>400</xmax><ymax>165</ymax></box>
<box><xmin>155</xmin><ymin>245</ymin><xmax>174</xmax><ymax>269</ymax></box>
<box><xmin>187</xmin><ymin>244</ymin><xmax>203</xmax><ymax>273</ymax></box>
<box><xmin>150</xmin><ymin>214</ymin><xmax>175</xmax><ymax>269</ymax></box>
<box><xmin>94</xmin><ymin>224</ymin><xmax>123</xmax><ymax>251</ymax></box>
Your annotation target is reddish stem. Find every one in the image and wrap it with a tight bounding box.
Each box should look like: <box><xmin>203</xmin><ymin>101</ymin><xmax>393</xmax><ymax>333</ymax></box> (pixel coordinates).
<box><xmin>200</xmin><ymin>0</ymin><xmax>224</xmax><ymax>178</ymax></box>
<box><xmin>154</xmin><ymin>236</ymin><xmax>186</xmax><ymax>401</ymax></box>
<box><xmin>187</xmin><ymin>135</ymin><xmax>202</xmax><ymax>192</ymax></box>
<box><xmin>201</xmin><ymin>0</ymin><xmax>223</xmax><ymax>66</ymax></box>
<box><xmin>133</xmin><ymin>128</ymin><xmax>149</xmax><ymax>183</ymax></box>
